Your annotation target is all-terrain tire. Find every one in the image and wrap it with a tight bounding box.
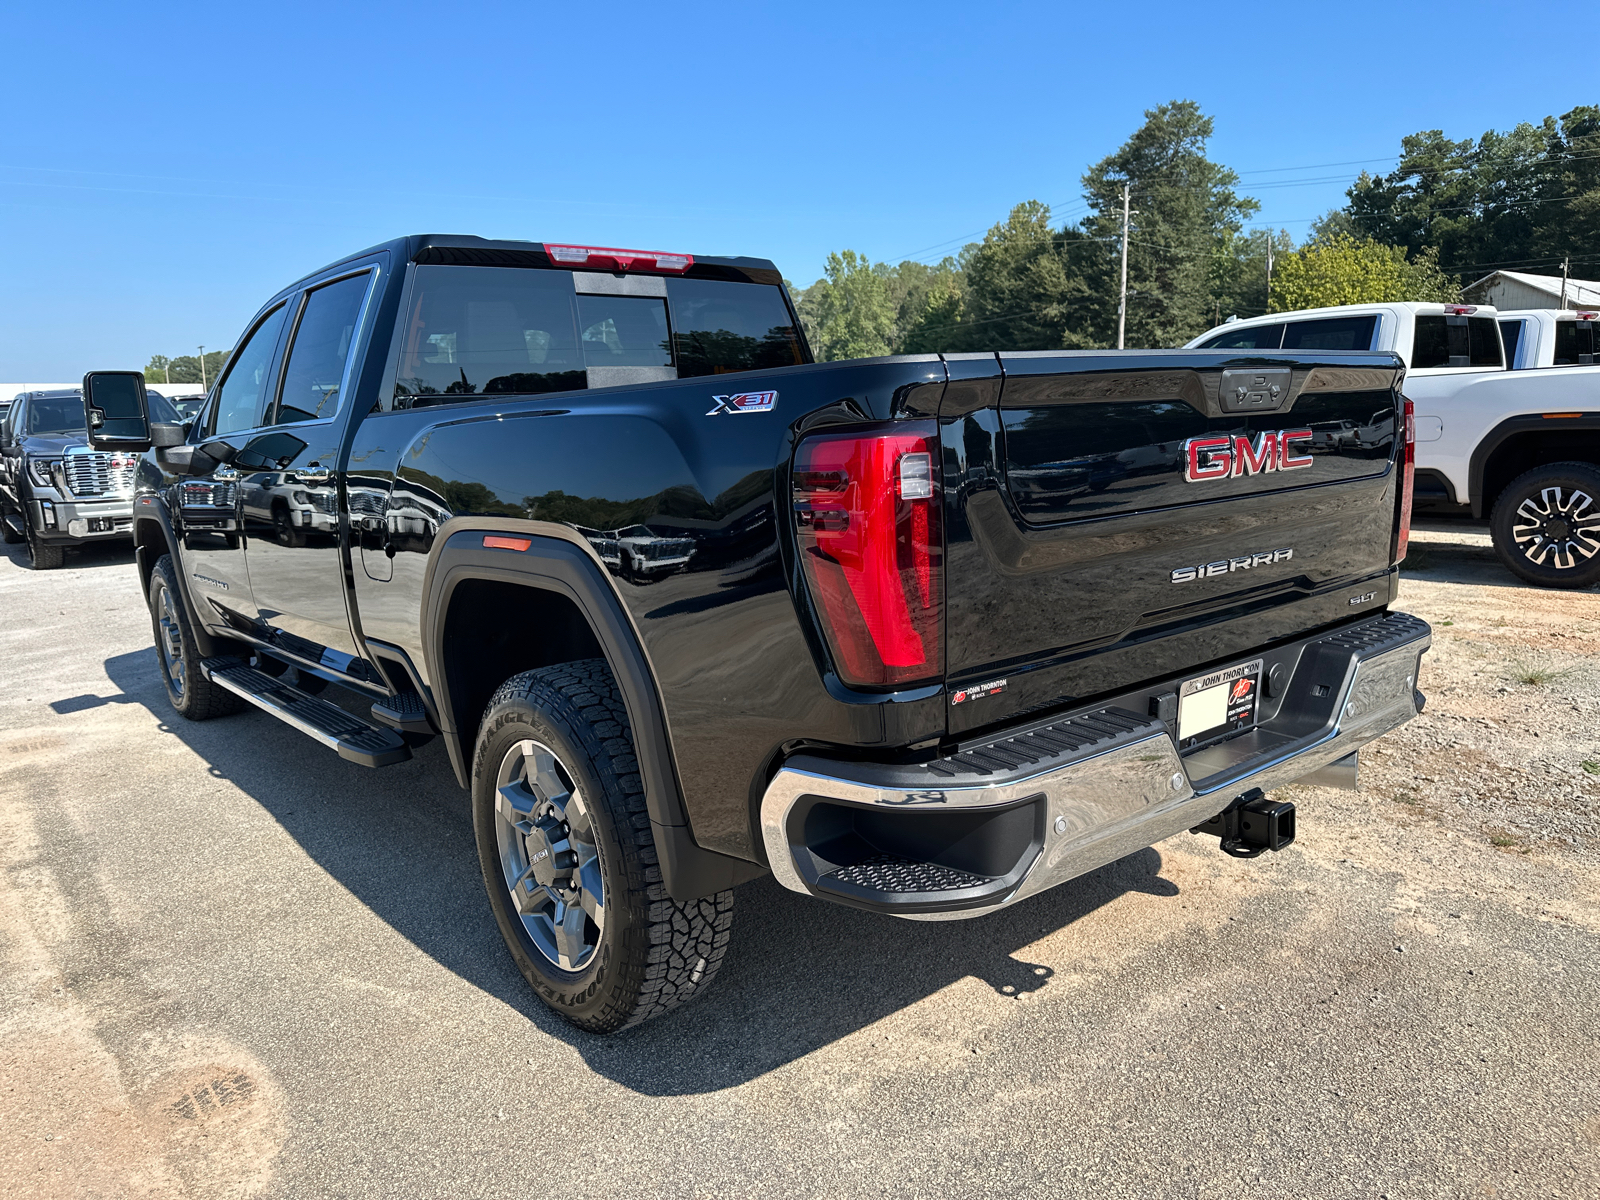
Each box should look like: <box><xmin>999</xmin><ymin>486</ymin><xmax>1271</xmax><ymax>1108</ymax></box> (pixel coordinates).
<box><xmin>148</xmin><ymin>553</ymin><xmax>247</xmax><ymax>719</ymax></box>
<box><xmin>24</xmin><ymin>507</ymin><xmax>65</xmax><ymax>569</ymax></box>
<box><xmin>1489</xmin><ymin>461</ymin><xmax>1600</xmax><ymax>589</ymax></box>
<box><xmin>471</xmin><ymin>659</ymin><xmax>733</xmax><ymax>1032</ymax></box>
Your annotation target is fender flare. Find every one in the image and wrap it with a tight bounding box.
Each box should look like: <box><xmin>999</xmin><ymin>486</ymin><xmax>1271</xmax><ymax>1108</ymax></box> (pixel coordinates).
<box><xmin>421</xmin><ymin>518</ymin><xmax>765</xmax><ymax>901</ymax></box>
<box><xmin>1468</xmin><ymin>411</ymin><xmax>1600</xmax><ymax>517</ymax></box>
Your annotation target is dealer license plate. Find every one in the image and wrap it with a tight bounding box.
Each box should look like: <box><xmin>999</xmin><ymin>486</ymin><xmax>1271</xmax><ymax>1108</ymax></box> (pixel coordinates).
<box><xmin>1177</xmin><ymin>658</ymin><xmax>1263</xmax><ymax>745</ymax></box>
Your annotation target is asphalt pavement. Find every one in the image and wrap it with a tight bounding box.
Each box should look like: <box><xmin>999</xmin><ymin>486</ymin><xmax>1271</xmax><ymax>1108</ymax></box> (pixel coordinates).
<box><xmin>1</xmin><ymin>532</ymin><xmax>1597</xmax><ymax>1200</ymax></box>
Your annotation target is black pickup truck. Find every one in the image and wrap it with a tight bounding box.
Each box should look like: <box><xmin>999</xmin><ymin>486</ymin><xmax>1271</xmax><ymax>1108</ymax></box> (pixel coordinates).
<box><xmin>80</xmin><ymin>235</ymin><xmax>1431</xmax><ymax>1032</ymax></box>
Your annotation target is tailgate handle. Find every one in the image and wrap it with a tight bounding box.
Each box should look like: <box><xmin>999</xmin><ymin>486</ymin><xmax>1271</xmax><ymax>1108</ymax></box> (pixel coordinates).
<box><xmin>1218</xmin><ymin>367</ymin><xmax>1292</xmax><ymax>414</ymax></box>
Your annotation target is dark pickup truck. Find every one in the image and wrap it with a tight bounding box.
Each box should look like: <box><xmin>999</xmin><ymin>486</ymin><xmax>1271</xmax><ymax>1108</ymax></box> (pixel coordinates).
<box><xmin>80</xmin><ymin>235</ymin><xmax>1430</xmax><ymax>1032</ymax></box>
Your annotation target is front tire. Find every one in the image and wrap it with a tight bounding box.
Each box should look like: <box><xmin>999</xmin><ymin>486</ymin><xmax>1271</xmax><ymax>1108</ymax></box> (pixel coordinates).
<box><xmin>471</xmin><ymin>660</ymin><xmax>733</xmax><ymax>1033</ymax></box>
<box><xmin>25</xmin><ymin>512</ymin><xmax>65</xmax><ymax>570</ymax></box>
<box><xmin>148</xmin><ymin>554</ymin><xmax>246</xmax><ymax>719</ymax></box>
<box><xmin>1489</xmin><ymin>461</ymin><xmax>1600</xmax><ymax>589</ymax></box>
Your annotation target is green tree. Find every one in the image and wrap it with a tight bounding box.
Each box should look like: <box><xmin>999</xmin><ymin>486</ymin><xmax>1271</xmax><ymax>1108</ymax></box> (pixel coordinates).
<box><xmin>1081</xmin><ymin>100</ymin><xmax>1260</xmax><ymax>347</ymax></box>
<box><xmin>943</xmin><ymin>201</ymin><xmax>1090</xmax><ymax>351</ymax></box>
<box><xmin>1210</xmin><ymin>227</ymin><xmax>1295</xmax><ymax>323</ymax></box>
<box><xmin>1341</xmin><ymin>106</ymin><xmax>1600</xmax><ymax>279</ymax></box>
<box><xmin>1269</xmin><ymin>234</ymin><xmax>1459</xmax><ymax>311</ymax></box>
<box><xmin>151</xmin><ymin>351</ymin><xmax>229</xmax><ymax>386</ymax></box>
<box><xmin>795</xmin><ymin>250</ymin><xmax>898</xmax><ymax>361</ymax></box>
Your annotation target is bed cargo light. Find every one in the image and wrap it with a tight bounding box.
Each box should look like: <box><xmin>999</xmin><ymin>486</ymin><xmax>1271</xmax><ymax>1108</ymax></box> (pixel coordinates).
<box><xmin>542</xmin><ymin>245</ymin><xmax>694</xmax><ymax>273</ymax></box>
<box><xmin>792</xmin><ymin>423</ymin><xmax>943</xmax><ymax>688</ymax></box>
<box><xmin>1395</xmin><ymin>397</ymin><xmax>1416</xmax><ymax>564</ymax></box>
<box><xmin>1443</xmin><ymin>304</ymin><xmax>1478</xmax><ymax>316</ymax></box>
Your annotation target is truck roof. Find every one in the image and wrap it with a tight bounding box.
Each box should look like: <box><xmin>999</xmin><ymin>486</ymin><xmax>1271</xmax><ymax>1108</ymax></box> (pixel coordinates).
<box><xmin>1188</xmin><ymin>300</ymin><xmax>1502</xmax><ymax>347</ymax></box>
<box><xmin>291</xmin><ymin>234</ymin><xmax>785</xmax><ymax>292</ymax></box>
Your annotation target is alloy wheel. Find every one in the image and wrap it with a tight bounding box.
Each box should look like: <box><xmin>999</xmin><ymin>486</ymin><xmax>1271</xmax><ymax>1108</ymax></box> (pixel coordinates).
<box><xmin>1511</xmin><ymin>485</ymin><xmax>1600</xmax><ymax>570</ymax></box>
<box><xmin>493</xmin><ymin>739</ymin><xmax>605</xmax><ymax>972</ymax></box>
<box><xmin>154</xmin><ymin>582</ymin><xmax>186</xmax><ymax>699</ymax></box>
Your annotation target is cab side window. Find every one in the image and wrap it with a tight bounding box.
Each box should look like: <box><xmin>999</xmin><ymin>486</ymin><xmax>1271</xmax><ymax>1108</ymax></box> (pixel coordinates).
<box><xmin>273</xmin><ymin>273</ymin><xmax>375</xmax><ymax>425</ymax></box>
<box><xmin>212</xmin><ymin>305</ymin><xmax>289</xmax><ymax>435</ymax></box>
<box><xmin>1200</xmin><ymin>323</ymin><xmax>1284</xmax><ymax>350</ymax></box>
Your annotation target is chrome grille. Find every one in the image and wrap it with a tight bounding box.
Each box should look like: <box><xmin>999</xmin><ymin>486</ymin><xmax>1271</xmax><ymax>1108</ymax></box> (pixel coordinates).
<box><xmin>61</xmin><ymin>451</ymin><xmax>137</xmax><ymax>498</ymax></box>
<box><xmin>179</xmin><ymin>480</ymin><xmax>236</xmax><ymax>509</ymax></box>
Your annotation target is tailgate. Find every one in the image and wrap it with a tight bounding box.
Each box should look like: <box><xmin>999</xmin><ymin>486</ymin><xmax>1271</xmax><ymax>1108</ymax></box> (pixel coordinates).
<box><xmin>941</xmin><ymin>350</ymin><xmax>1405</xmax><ymax>737</ymax></box>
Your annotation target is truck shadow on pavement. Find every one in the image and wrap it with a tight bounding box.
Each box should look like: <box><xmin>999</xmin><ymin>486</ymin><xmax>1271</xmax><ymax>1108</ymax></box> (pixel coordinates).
<box><xmin>103</xmin><ymin>647</ymin><xmax>1181</xmax><ymax>1097</ymax></box>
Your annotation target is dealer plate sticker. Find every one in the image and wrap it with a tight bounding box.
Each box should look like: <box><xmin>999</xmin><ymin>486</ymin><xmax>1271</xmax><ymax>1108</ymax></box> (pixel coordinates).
<box><xmin>951</xmin><ymin>678</ymin><xmax>1007</xmax><ymax>705</ymax></box>
<box><xmin>1177</xmin><ymin>658</ymin><xmax>1262</xmax><ymax>743</ymax></box>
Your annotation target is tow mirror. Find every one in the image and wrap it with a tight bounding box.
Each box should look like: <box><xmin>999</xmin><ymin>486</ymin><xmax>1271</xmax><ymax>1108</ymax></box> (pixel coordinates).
<box><xmin>82</xmin><ymin>371</ymin><xmax>153</xmax><ymax>451</ymax></box>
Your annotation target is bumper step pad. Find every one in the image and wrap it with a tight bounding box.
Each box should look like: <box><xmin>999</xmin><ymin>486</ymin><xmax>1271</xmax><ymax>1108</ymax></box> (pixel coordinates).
<box><xmin>925</xmin><ymin>706</ymin><xmax>1163</xmax><ymax>779</ymax></box>
<box><xmin>200</xmin><ymin>658</ymin><xmax>411</xmax><ymax>768</ymax></box>
<box><xmin>822</xmin><ymin>856</ymin><xmax>999</xmax><ymax>894</ymax></box>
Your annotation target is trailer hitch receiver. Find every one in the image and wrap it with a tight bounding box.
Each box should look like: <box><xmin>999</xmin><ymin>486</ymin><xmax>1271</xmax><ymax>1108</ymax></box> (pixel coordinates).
<box><xmin>1191</xmin><ymin>788</ymin><xmax>1295</xmax><ymax>859</ymax></box>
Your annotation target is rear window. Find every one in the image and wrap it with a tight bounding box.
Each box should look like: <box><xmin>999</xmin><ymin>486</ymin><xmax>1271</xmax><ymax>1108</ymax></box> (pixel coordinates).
<box><xmin>1552</xmin><ymin>319</ymin><xmax>1598</xmax><ymax>366</ymax></box>
<box><xmin>1199</xmin><ymin>323</ymin><xmax>1283</xmax><ymax>350</ymax></box>
<box><xmin>1281</xmin><ymin>315</ymin><xmax>1377</xmax><ymax>351</ymax></box>
<box><xmin>390</xmin><ymin>266</ymin><xmax>804</xmax><ymax>409</ymax></box>
<box><xmin>1412</xmin><ymin>315</ymin><xmax>1503</xmax><ymax>369</ymax></box>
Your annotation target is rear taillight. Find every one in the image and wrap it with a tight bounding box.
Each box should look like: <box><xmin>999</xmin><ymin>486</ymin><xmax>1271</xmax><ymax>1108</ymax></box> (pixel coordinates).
<box><xmin>542</xmin><ymin>244</ymin><xmax>694</xmax><ymax>273</ymax></box>
<box><xmin>792</xmin><ymin>422</ymin><xmax>943</xmax><ymax>688</ymax></box>
<box><xmin>1395</xmin><ymin>396</ymin><xmax>1416</xmax><ymax>564</ymax></box>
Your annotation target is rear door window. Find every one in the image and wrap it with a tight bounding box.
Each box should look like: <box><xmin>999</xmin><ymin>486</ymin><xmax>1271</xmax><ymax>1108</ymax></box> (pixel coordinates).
<box><xmin>1280</xmin><ymin>315</ymin><xmax>1377</xmax><ymax>351</ymax></box>
<box><xmin>1500</xmin><ymin>319</ymin><xmax>1524</xmax><ymax>368</ymax></box>
<box><xmin>393</xmin><ymin>265</ymin><xmax>586</xmax><ymax>407</ymax></box>
<box><xmin>1199</xmin><ymin>323</ymin><xmax>1283</xmax><ymax>350</ymax></box>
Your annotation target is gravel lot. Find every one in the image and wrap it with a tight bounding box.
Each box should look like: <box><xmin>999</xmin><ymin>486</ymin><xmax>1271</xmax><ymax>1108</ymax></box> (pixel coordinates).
<box><xmin>2</xmin><ymin>517</ymin><xmax>1597</xmax><ymax>1200</ymax></box>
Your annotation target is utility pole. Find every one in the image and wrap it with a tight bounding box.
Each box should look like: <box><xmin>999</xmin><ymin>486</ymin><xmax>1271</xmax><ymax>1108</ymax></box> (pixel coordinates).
<box><xmin>1561</xmin><ymin>257</ymin><xmax>1570</xmax><ymax>310</ymax></box>
<box><xmin>1265</xmin><ymin>235</ymin><xmax>1275</xmax><ymax>313</ymax></box>
<box><xmin>163</xmin><ymin>360</ymin><xmax>170</xmax><ymax>384</ymax></box>
<box><xmin>198</xmin><ymin>346</ymin><xmax>207</xmax><ymax>390</ymax></box>
<box><xmin>1117</xmin><ymin>181</ymin><xmax>1131</xmax><ymax>350</ymax></box>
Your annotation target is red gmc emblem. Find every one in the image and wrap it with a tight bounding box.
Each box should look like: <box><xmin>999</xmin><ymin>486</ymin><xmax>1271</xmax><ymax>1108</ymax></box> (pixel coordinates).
<box><xmin>1183</xmin><ymin>430</ymin><xmax>1314</xmax><ymax>483</ymax></box>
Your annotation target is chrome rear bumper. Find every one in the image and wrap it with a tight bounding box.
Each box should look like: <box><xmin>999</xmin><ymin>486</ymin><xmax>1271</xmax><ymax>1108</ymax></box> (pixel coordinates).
<box><xmin>760</xmin><ymin>611</ymin><xmax>1430</xmax><ymax>920</ymax></box>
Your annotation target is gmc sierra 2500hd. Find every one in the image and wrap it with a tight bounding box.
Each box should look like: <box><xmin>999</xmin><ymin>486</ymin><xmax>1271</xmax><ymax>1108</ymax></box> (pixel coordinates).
<box><xmin>81</xmin><ymin>235</ymin><xmax>1430</xmax><ymax>1032</ymax></box>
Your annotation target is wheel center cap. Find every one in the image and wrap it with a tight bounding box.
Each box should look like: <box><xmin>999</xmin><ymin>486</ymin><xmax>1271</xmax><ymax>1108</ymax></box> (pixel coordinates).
<box><xmin>1546</xmin><ymin>517</ymin><xmax>1572</xmax><ymax>540</ymax></box>
<box><xmin>522</xmin><ymin>825</ymin><xmax>564</xmax><ymax>889</ymax></box>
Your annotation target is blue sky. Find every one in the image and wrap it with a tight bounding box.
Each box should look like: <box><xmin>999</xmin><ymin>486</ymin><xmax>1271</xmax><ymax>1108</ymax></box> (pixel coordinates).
<box><xmin>3</xmin><ymin>0</ymin><xmax>1589</xmax><ymax>380</ymax></box>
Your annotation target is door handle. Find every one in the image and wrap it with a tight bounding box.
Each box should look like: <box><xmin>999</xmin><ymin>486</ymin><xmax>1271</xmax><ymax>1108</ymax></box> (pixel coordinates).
<box><xmin>296</xmin><ymin>464</ymin><xmax>332</xmax><ymax>483</ymax></box>
<box><xmin>213</xmin><ymin>466</ymin><xmax>240</xmax><ymax>482</ymax></box>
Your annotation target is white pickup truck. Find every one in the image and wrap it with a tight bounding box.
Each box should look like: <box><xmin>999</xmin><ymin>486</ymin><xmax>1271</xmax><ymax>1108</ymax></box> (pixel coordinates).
<box><xmin>1188</xmin><ymin>302</ymin><xmax>1600</xmax><ymax>589</ymax></box>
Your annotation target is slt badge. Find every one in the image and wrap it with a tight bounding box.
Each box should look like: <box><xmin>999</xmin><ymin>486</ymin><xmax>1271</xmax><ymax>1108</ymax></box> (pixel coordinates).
<box><xmin>706</xmin><ymin>390</ymin><xmax>777</xmax><ymax>416</ymax></box>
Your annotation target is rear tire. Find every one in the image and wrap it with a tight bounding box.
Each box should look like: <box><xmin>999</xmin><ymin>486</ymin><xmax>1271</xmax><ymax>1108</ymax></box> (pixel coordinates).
<box><xmin>1489</xmin><ymin>461</ymin><xmax>1600</xmax><ymax>589</ymax></box>
<box><xmin>148</xmin><ymin>554</ymin><xmax>246</xmax><ymax>719</ymax></box>
<box><xmin>471</xmin><ymin>659</ymin><xmax>733</xmax><ymax>1033</ymax></box>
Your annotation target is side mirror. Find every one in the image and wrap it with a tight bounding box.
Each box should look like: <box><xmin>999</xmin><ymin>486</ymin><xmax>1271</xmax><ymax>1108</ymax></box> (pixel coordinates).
<box><xmin>82</xmin><ymin>371</ymin><xmax>152</xmax><ymax>451</ymax></box>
